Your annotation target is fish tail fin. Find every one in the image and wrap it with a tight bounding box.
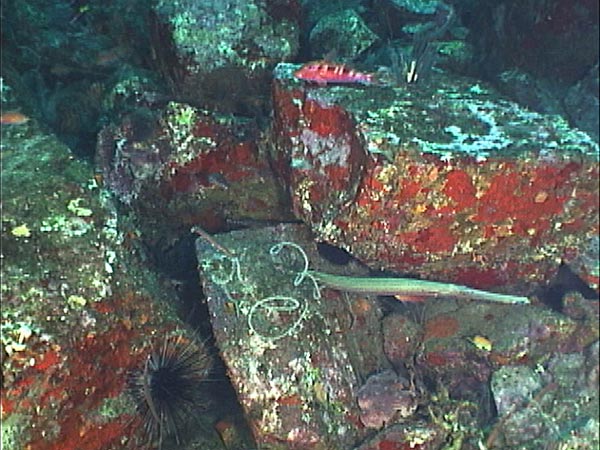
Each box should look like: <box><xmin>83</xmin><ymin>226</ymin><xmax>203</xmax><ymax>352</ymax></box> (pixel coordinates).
<box><xmin>394</xmin><ymin>294</ymin><xmax>427</xmax><ymax>303</ymax></box>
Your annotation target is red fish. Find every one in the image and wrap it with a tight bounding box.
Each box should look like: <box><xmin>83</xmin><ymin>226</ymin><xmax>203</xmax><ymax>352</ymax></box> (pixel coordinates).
<box><xmin>294</xmin><ymin>61</ymin><xmax>375</xmax><ymax>86</ymax></box>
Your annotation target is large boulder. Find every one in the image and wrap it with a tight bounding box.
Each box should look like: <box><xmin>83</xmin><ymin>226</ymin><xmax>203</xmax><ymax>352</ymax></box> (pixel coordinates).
<box><xmin>271</xmin><ymin>62</ymin><xmax>599</xmax><ymax>295</ymax></box>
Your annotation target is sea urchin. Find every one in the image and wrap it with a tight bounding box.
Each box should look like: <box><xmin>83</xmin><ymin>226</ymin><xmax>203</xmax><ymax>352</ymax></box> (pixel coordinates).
<box><xmin>129</xmin><ymin>333</ymin><xmax>212</xmax><ymax>448</ymax></box>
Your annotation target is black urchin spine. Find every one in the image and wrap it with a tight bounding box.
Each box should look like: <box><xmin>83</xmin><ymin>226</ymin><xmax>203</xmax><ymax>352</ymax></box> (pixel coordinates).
<box><xmin>129</xmin><ymin>333</ymin><xmax>212</xmax><ymax>448</ymax></box>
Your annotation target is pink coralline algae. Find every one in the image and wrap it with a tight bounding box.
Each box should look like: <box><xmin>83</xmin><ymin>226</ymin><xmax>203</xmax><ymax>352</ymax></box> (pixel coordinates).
<box><xmin>356</xmin><ymin>370</ymin><xmax>419</xmax><ymax>429</ymax></box>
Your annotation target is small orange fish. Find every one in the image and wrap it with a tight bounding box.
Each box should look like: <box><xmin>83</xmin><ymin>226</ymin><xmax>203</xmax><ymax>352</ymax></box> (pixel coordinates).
<box><xmin>1</xmin><ymin>111</ymin><xmax>30</xmax><ymax>125</ymax></box>
<box><xmin>294</xmin><ymin>61</ymin><xmax>376</xmax><ymax>86</ymax></box>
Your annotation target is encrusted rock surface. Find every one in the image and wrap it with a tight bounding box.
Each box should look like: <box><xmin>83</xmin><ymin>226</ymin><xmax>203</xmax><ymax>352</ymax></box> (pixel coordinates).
<box><xmin>308</xmin><ymin>9</ymin><xmax>379</xmax><ymax>61</ymax></box>
<box><xmin>195</xmin><ymin>222</ymin><xmax>599</xmax><ymax>449</ymax></box>
<box><xmin>3</xmin><ymin>1</ymin><xmax>598</xmax><ymax>450</ymax></box>
<box><xmin>271</xmin><ymin>62</ymin><xmax>599</xmax><ymax>295</ymax></box>
<box><xmin>96</xmin><ymin>101</ymin><xmax>292</xmax><ymax>246</ymax></box>
<box><xmin>150</xmin><ymin>0</ymin><xmax>300</xmax><ymax>114</ymax></box>
<box><xmin>1</xmin><ymin>115</ymin><xmax>208</xmax><ymax>449</ymax></box>
<box><xmin>195</xmin><ymin>224</ymin><xmax>386</xmax><ymax>449</ymax></box>
<box><xmin>489</xmin><ymin>348</ymin><xmax>600</xmax><ymax>448</ymax></box>
<box><xmin>356</xmin><ymin>369</ymin><xmax>419</xmax><ymax>429</ymax></box>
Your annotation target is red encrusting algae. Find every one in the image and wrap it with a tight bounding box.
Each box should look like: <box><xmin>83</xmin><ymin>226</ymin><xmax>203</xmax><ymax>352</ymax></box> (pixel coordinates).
<box><xmin>424</xmin><ymin>315</ymin><xmax>460</xmax><ymax>340</ymax></box>
<box><xmin>23</xmin><ymin>325</ymin><xmax>144</xmax><ymax>450</ymax></box>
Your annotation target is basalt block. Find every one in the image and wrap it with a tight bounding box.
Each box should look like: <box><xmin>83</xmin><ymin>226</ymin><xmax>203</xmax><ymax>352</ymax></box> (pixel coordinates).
<box><xmin>97</xmin><ymin>101</ymin><xmax>291</xmax><ymax>245</ymax></box>
<box><xmin>271</xmin><ymin>63</ymin><xmax>600</xmax><ymax>295</ymax></box>
<box><xmin>488</xmin><ymin>348</ymin><xmax>600</xmax><ymax>448</ymax></box>
<box><xmin>410</xmin><ymin>294</ymin><xmax>598</xmax><ymax>401</ymax></box>
<box><xmin>195</xmin><ymin>224</ymin><xmax>387</xmax><ymax>449</ymax></box>
<box><xmin>1</xmin><ymin>117</ymin><xmax>193</xmax><ymax>449</ymax></box>
<box><xmin>149</xmin><ymin>0</ymin><xmax>300</xmax><ymax>115</ymax></box>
